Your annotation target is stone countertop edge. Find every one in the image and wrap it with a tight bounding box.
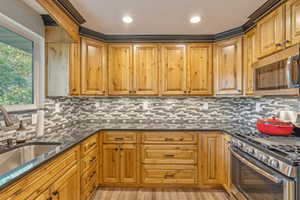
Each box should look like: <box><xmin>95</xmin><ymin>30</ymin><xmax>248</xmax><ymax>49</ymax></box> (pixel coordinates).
<box><xmin>0</xmin><ymin>127</ymin><xmax>236</xmax><ymax>191</ymax></box>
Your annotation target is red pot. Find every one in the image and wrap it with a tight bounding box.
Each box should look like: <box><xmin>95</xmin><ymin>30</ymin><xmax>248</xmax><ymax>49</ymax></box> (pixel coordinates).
<box><xmin>256</xmin><ymin>117</ymin><xmax>294</xmax><ymax>136</ymax></box>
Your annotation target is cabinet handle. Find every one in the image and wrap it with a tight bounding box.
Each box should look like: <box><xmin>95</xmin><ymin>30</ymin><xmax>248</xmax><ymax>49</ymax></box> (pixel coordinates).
<box><xmin>115</xmin><ymin>148</ymin><xmax>118</xmax><ymax>151</ymax></box>
<box><xmin>102</xmin><ymin>90</ymin><xmax>105</xmax><ymax>94</ymax></box>
<box><xmin>283</xmin><ymin>40</ymin><xmax>291</xmax><ymax>44</ymax></box>
<box><xmin>164</xmin><ymin>174</ymin><xmax>175</xmax><ymax>179</ymax></box>
<box><xmin>47</xmin><ymin>198</ymin><xmax>52</xmax><ymax>200</ymax></box>
<box><xmin>115</xmin><ymin>137</ymin><xmax>124</xmax><ymax>140</ymax></box>
<box><xmin>184</xmin><ymin>91</ymin><xmax>187</xmax><ymax>94</ymax></box>
<box><xmin>164</xmin><ymin>138</ymin><xmax>174</xmax><ymax>141</ymax></box>
<box><xmin>89</xmin><ymin>142</ymin><xmax>96</xmax><ymax>148</ymax></box>
<box><xmin>275</xmin><ymin>43</ymin><xmax>282</xmax><ymax>47</ymax></box>
<box><xmin>188</xmin><ymin>91</ymin><xmax>191</xmax><ymax>93</ymax></box>
<box><xmin>52</xmin><ymin>191</ymin><xmax>59</xmax><ymax>196</ymax></box>
<box><xmin>89</xmin><ymin>156</ymin><xmax>96</xmax><ymax>162</ymax></box>
<box><xmin>164</xmin><ymin>154</ymin><xmax>175</xmax><ymax>158</ymax></box>
<box><xmin>90</xmin><ymin>171</ymin><xmax>96</xmax><ymax>179</ymax></box>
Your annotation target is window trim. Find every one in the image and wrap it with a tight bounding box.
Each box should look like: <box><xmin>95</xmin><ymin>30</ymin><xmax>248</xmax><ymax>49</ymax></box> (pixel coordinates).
<box><xmin>0</xmin><ymin>12</ymin><xmax>45</xmax><ymax>112</ymax></box>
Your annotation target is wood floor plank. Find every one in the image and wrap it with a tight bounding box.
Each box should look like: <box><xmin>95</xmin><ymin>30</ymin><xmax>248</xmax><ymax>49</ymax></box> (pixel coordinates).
<box><xmin>93</xmin><ymin>188</ymin><xmax>229</xmax><ymax>200</ymax></box>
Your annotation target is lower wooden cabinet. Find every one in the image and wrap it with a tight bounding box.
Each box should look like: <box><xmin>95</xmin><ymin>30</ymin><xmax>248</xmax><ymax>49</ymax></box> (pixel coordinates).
<box><xmin>223</xmin><ymin>135</ymin><xmax>232</xmax><ymax>193</ymax></box>
<box><xmin>102</xmin><ymin>144</ymin><xmax>138</xmax><ymax>184</ymax></box>
<box><xmin>30</xmin><ymin>190</ymin><xmax>50</xmax><ymax>200</ymax></box>
<box><xmin>200</xmin><ymin>132</ymin><xmax>225</xmax><ymax>186</ymax></box>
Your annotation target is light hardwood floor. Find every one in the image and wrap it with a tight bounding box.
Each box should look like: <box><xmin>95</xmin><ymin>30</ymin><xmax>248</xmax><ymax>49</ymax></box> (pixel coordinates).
<box><xmin>93</xmin><ymin>188</ymin><xmax>230</xmax><ymax>200</ymax></box>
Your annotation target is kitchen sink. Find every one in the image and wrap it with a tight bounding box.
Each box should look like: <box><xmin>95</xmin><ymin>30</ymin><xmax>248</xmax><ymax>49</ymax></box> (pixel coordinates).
<box><xmin>0</xmin><ymin>142</ymin><xmax>61</xmax><ymax>177</ymax></box>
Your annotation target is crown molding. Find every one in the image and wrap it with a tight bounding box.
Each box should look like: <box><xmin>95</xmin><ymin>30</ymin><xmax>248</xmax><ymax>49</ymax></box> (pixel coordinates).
<box><xmin>53</xmin><ymin>0</ymin><xmax>86</xmax><ymax>25</ymax></box>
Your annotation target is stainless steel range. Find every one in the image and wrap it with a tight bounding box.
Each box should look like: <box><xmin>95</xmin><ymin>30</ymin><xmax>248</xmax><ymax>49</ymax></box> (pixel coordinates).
<box><xmin>230</xmin><ymin>133</ymin><xmax>300</xmax><ymax>200</ymax></box>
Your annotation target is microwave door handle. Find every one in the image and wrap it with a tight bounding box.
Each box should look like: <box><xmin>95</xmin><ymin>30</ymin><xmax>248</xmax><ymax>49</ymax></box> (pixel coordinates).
<box><xmin>287</xmin><ymin>56</ymin><xmax>293</xmax><ymax>88</ymax></box>
<box><xmin>230</xmin><ymin>148</ymin><xmax>282</xmax><ymax>184</ymax></box>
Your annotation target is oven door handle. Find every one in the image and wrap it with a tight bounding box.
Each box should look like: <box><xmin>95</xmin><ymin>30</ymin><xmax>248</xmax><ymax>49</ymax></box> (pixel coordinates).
<box><xmin>230</xmin><ymin>148</ymin><xmax>282</xmax><ymax>184</ymax></box>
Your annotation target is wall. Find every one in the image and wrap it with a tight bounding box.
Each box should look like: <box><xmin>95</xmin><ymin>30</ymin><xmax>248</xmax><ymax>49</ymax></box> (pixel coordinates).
<box><xmin>1</xmin><ymin>96</ymin><xmax>300</xmax><ymax>142</ymax></box>
<box><xmin>0</xmin><ymin>0</ymin><xmax>44</xmax><ymax>37</ymax></box>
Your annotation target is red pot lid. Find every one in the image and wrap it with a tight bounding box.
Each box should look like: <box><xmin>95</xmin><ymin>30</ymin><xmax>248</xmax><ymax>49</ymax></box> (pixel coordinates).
<box><xmin>257</xmin><ymin>117</ymin><xmax>293</xmax><ymax>126</ymax></box>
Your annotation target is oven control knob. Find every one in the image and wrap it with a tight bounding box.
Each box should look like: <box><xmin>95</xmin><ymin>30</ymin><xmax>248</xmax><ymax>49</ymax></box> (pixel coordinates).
<box><xmin>271</xmin><ymin>160</ymin><xmax>280</xmax><ymax>168</ymax></box>
<box><xmin>261</xmin><ymin>155</ymin><xmax>269</xmax><ymax>162</ymax></box>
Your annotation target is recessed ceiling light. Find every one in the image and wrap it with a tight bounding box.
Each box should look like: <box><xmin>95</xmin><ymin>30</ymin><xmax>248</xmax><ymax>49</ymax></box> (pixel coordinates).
<box><xmin>122</xmin><ymin>16</ymin><xmax>133</xmax><ymax>24</ymax></box>
<box><xmin>190</xmin><ymin>16</ymin><xmax>201</xmax><ymax>24</ymax></box>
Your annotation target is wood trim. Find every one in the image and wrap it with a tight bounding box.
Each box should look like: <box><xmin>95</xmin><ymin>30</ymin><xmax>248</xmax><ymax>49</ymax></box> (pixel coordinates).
<box><xmin>54</xmin><ymin>0</ymin><xmax>86</xmax><ymax>24</ymax></box>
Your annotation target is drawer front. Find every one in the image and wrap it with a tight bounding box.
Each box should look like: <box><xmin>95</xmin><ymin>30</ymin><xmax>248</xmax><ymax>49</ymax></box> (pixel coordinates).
<box><xmin>142</xmin><ymin>145</ymin><xmax>197</xmax><ymax>164</ymax></box>
<box><xmin>81</xmin><ymin>134</ymin><xmax>98</xmax><ymax>156</ymax></box>
<box><xmin>0</xmin><ymin>146</ymin><xmax>79</xmax><ymax>200</ymax></box>
<box><xmin>81</xmin><ymin>148</ymin><xmax>98</xmax><ymax>174</ymax></box>
<box><xmin>142</xmin><ymin>132</ymin><xmax>197</xmax><ymax>144</ymax></box>
<box><xmin>102</xmin><ymin>131</ymin><xmax>137</xmax><ymax>143</ymax></box>
<box><xmin>142</xmin><ymin>165</ymin><xmax>197</xmax><ymax>185</ymax></box>
<box><xmin>81</xmin><ymin>163</ymin><xmax>97</xmax><ymax>190</ymax></box>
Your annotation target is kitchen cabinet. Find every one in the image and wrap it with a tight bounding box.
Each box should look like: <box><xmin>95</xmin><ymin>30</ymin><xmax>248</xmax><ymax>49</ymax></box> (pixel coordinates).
<box><xmin>286</xmin><ymin>0</ymin><xmax>300</xmax><ymax>47</ymax></box>
<box><xmin>200</xmin><ymin>132</ymin><xmax>224</xmax><ymax>186</ymax></box>
<box><xmin>81</xmin><ymin>37</ymin><xmax>107</xmax><ymax>95</ymax></box>
<box><xmin>160</xmin><ymin>44</ymin><xmax>187</xmax><ymax>95</ymax></box>
<box><xmin>69</xmin><ymin>42</ymin><xmax>81</xmax><ymax>95</ymax></box>
<box><xmin>108</xmin><ymin>44</ymin><xmax>133</xmax><ymax>95</ymax></box>
<box><xmin>223</xmin><ymin>134</ymin><xmax>232</xmax><ymax>193</ymax></box>
<box><xmin>187</xmin><ymin>44</ymin><xmax>213</xmax><ymax>95</ymax></box>
<box><xmin>257</xmin><ymin>5</ymin><xmax>284</xmax><ymax>58</ymax></box>
<box><xmin>214</xmin><ymin>37</ymin><xmax>243</xmax><ymax>95</ymax></box>
<box><xmin>243</xmin><ymin>28</ymin><xmax>257</xmax><ymax>95</ymax></box>
<box><xmin>28</xmin><ymin>190</ymin><xmax>50</xmax><ymax>200</ymax></box>
<box><xmin>133</xmin><ymin>44</ymin><xmax>159</xmax><ymax>95</ymax></box>
<box><xmin>50</xmin><ymin>165</ymin><xmax>80</xmax><ymax>200</ymax></box>
<box><xmin>102</xmin><ymin>144</ymin><xmax>138</xmax><ymax>184</ymax></box>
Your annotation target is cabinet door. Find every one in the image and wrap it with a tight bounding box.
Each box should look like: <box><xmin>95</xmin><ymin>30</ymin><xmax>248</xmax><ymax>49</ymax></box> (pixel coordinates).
<box><xmin>51</xmin><ymin>165</ymin><xmax>80</xmax><ymax>200</ymax></box>
<box><xmin>244</xmin><ymin>29</ymin><xmax>257</xmax><ymax>95</ymax></box>
<box><xmin>102</xmin><ymin>144</ymin><xmax>120</xmax><ymax>183</ymax></box>
<box><xmin>81</xmin><ymin>37</ymin><xmax>107</xmax><ymax>95</ymax></box>
<box><xmin>69</xmin><ymin>42</ymin><xmax>81</xmax><ymax>95</ymax></box>
<box><xmin>133</xmin><ymin>44</ymin><xmax>159</xmax><ymax>95</ymax></box>
<box><xmin>161</xmin><ymin>44</ymin><xmax>187</xmax><ymax>95</ymax></box>
<box><xmin>120</xmin><ymin>144</ymin><xmax>138</xmax><ymax>183</ymax></box>
<box><xmin>201</xmin><ymin>133</ymin><xmax>224</xmax><ymax>185</ymax></box>
<box><xmin>214</xmin><ymin>37</ymin><xmax>243</xmax><ymax>95</ymax></box>
<box><xmin>257</xmin><ymin>5</ymin><xmax>284</xmax><ymax>58</ymax></box>
<box><xmin>223</xmin><ymin>135</ymin><xmax>232</xmax><ymax>192</ymax></box>
<box><xmin>108</xmin><ymin>44</ymin><xmax>132</xmax><ymax>95</ymax></box>
<box><xmin>286</xmin><ymin>0</ymin><xmax>300</xmax><ymax>46</ymax></box>
<box><xmin>187</xmin><ymin>44</ymin><xmax>213</xmax><ymax>95</ymax></box>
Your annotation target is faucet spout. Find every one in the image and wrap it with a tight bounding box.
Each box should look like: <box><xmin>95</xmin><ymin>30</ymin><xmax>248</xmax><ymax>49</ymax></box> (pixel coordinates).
<box><xmin>0</xmin><ymin>106</ymin><xmax>14</xmax><ymax>127</ymax></box>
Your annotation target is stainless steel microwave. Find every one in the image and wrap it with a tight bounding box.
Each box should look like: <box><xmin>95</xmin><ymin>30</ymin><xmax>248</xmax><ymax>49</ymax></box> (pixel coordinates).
<box><xmin>254</xmin><ymin>45</ymin><xmax>300</xmax><ymax>95</ymax></box>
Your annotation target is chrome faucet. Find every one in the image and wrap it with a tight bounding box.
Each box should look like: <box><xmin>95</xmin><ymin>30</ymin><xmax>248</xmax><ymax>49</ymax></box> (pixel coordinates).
<box><xmin>0</xmin><ymin>106</ymin><xmax>14</xmax><ymax>127</ymax></box>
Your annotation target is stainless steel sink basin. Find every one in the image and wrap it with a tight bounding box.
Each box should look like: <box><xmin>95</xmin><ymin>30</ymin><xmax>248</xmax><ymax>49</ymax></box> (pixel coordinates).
<box><xmin>0</xmin><ymin>142</ymin><xmax>61</xmax><ymax>176</ymax></box>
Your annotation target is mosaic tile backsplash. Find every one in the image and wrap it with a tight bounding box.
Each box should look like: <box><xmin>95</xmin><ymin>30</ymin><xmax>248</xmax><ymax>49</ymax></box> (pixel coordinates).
<box><xmin>0</xmin><ymin>96</ymin><xmax>300</xmax><ymax>141</ymax></box>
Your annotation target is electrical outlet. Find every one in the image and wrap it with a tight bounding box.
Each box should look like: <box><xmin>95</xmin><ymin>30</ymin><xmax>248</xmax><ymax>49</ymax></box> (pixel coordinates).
<box><xmin>55</xmin><ymin>103</ymin><xmax>60</xmax><ymax>112</ymax></box>
<box><xmin>32</xmin><ymin>113</ymin><xmax>38</xmax><ymax>125</ymax></box>
<box><xmin>256</xmin><ymin>103</ymin><xmax>262</xmax><ymax>112</ymax></box>
<box><xmin>202</xmin><ymin>102</ymin><xmax>209</xmax><ymax>110</ymax></box>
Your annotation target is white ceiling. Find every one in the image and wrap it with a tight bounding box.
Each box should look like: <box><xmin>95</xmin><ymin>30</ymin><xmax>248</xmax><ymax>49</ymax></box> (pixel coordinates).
<box><xmin>69</xmin><ymin>0</ymin><xmax>268</xmax><ymax>35</ymax></box>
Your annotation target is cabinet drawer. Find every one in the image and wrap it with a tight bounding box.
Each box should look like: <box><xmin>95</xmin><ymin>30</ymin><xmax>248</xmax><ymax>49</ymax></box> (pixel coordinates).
<box><xmin>102</xmin><ymin>131</ymin><xmax>137</xmax><ymax>143</ymax></box>
<box><xmin>0</xmin><ymin>146</ymin><xmax>79</xmax><ymax>200</ymax></box>
<box><xmin>82</xmin><ymin>180</ymin><xmax>97</xmax><ymax>200</ymax></box>
<box><xmin>81</xmin><ymin>163</ymin><xmax>97</xmax><ymax>190</ymax></box>
<box><xmin>142</xmin><ymin>132</ymin><xmax>197</xmax><ymax>144</ymax></box>
<box><xmin>81</xmin><ymin>148</ymin><xmax>98</xmax><ymax>174</ymax></box>
<box><xmin>141</xmin><ymin>145</ymin><xmax>197</xmax><ymax>164</ymax></box>
<box><xmin>81</xmin><ymin>134</ymin><xmax>98</xmax><ymax>156</ymax></box>
<box><xmin>142</xmin><ymin>165</ymin><xmax>197</xmax><ymax>185</ymax></box>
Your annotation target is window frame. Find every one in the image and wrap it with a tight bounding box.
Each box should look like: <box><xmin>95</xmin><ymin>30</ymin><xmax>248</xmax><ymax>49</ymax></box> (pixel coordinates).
<box><xmin>0</xmin><ymin>12</ymin><xmax>45</xmax><ymax>112</ymax></box>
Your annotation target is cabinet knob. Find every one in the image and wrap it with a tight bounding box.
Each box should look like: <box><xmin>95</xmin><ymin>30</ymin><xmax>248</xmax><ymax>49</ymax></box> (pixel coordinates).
<box><xmin>52</xmin><ymin>191</ymin><xmax>59</xmax><ymax>196</ymax></box>
<box><xmin>284</xmin><ymin>40</ymin><xmax>291</xmax><ymax>44</ymax></box>
<box><xmin>275</xmin><ymin>43</ymin><xmax>282</xmax><ymax>47</ymax></box>
<box><xmin>102</xmin><ymin>90</ymin><xmax>105</xmax><ymax>94</ymax></box>
<box><xmin>47</xmin><ymin>198</ymin><xmax>53</xmax><ymax>200</ymax></box>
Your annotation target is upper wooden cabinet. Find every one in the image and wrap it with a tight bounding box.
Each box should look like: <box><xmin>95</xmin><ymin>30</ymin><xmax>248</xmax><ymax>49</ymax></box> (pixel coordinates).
<box><xmin>69</xmin><ymin>42</ymin><xmax>81</xmax><ymax>95</ymax></box>
<box><xmin>286</xmin><ymin>0</ymin><xmax>300</xmax><ymax>47</ymax></box>
<box><xmin>133</xmin><ymin>44</ymin><xmax>159</xmax><ymax>95</ymax></box>
<box><xmin>187</xmin><ymin>44</ymin><xmax>213</xmax><ymax>95</ymax></box>
<box><xmin>161</xmin><ymin>44</ymin><xmax>187</xmax><ymax>95</ymax></box>
<box><xmin>243</xmin><ymin>28</ymin><xmax>257</xmax><ymax>95</ymax></box>
<box><xmin>81</xmin><ymin>37</ymin><xmax>107</xmax><ymax>95</ymax></box>
<box><xmin>108</xmin><ymin>44</ymin><xmax>133</xmax><ymax>95</ymax></box>
<box><xmin>214</xmin><ymin>37</ymin><xmax>243</xmax><ymax>95</ymax></box>
<box><xmin>257</xmin><ymin>5</ymin><xmax>284</xmax><ymax>58</ymax></box>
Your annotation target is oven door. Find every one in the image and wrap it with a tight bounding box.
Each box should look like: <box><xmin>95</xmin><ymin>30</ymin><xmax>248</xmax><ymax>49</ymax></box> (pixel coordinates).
<box><xmin>230</xmin><ymin>147</ymin><xmax>295</xmax><ymax>200</ymax></box>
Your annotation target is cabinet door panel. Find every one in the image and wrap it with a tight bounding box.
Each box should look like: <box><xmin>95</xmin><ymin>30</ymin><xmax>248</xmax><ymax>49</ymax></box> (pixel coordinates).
<box><xmin>108</xmin><ymin>44</ymin><xmax>132</xmax><ymax>95</ymax></box>
<box><xmin>69</xmin><ymin>42</ymin><xmax>81</xmax><ymax>95</ymax></box>
<box><xmin>187</xmin><ymin>44</ymin><xmax>213</xmax><ymax>95</ymax></box>
<box><xmin>51</xmin><ymin>165</ymin><xmax>80</xmax><ymax>200</ymax></box>
<box><xmin>102</xmin><ymin>144</ymin><xmax>120</xmax><ymax>183</ymax></box>
<box><xmin>133</xmin><ymin>44</ymin><xmax>159</xmax><ymax>95</ymax></box>
<box><xmin>244</xmin><ymin>29</ymin><xmax>257</xmax><ymax>95</ymax></box>
<box><xmin>286</xmin><ymin>0</ymin><xmax>300</xmax><ymax>46</ymax></box>
<box><xmin>120</xmin><ymin>144</ymin><xmax>138</xmax><ymax>183</ymax></box>
<box><xmin>201</xmin><ymin>133</ymin><xmax>224</xmax><ymax>185</ymax></box>
<box><xmin>257</xmin><ymin>6</ymin><xmax>284</xmax><ymax>58</ymax></box>
<box><xmin>214</xmin><ymin>37</ymin><xmax>243</xmax><ymax>95</ymax></box>
<box><xmin>161</xmin><ymin>44</ymin><xmax>187</xmax><ymax>95</ymax></box>
<box><xmin>81</xmin><ymin>38</ymin><xmax>107</xmax><ymax>95</ymax></box>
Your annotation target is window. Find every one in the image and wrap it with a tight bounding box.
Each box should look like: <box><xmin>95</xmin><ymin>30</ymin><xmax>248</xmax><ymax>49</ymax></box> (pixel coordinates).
<box><xmin>0</xmin><ymin>25</ymin><xmax>34</xmax><ymax>105</ymax></box>
<box><xmin>0</xmin><ymin>12</ymin><xmax>44</xmax><ymax>111</ymax></box>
